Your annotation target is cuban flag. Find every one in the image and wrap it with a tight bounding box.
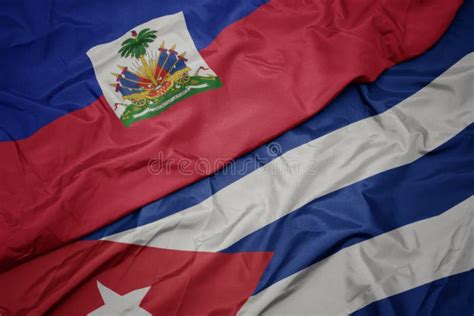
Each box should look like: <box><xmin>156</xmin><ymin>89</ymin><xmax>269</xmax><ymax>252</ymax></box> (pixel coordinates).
<box><xmin>0</xmin><ymin>0</ymin><xmax>473</xmax><ymax>315</ymax></box>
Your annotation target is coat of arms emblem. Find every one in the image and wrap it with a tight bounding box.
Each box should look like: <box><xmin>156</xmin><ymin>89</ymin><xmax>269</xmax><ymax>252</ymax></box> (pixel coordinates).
<box><xmin>87</xmin><ymin>13</ymin><xmax>221</xmax><ymax>126</ymax></box>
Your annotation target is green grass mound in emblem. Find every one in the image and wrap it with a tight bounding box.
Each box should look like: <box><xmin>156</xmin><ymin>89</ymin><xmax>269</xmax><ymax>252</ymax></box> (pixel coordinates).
<box><xmin>121</xmin><ymin>76</ymin><xmax>222</xmax><ymax>126</ymax></box>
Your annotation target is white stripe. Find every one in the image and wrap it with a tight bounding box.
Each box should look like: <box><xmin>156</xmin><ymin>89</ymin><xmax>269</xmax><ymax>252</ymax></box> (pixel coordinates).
<box><xmin>239</xmin><ymin>196</ymin><xmax>474</xmax><ymax>316</ymax></box>
<box><xmin>103</xmin><ymin>53</ymin><xmax>474</xmax><ymax>251</ymax></box>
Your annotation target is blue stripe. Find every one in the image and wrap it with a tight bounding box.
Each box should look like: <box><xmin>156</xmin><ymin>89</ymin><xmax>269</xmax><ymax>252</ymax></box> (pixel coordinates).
<box><xmin>224</xmin><ymin>125</ymin><xmax>474</xmax><ymax>293</ymax></box>
<box><xmin>351</xmin><ymin>269</ymin><xmax>474</xmax><ymax>316</ymax></box>
<box><xmin>0</xmin><ymin>0</ymin><xmax>267</xmax><ymax>141</ymax></box>
<box><xmin>85</xmin><ymin>0</ymin><xmax>474</xmax><ymax>241</ymax></box>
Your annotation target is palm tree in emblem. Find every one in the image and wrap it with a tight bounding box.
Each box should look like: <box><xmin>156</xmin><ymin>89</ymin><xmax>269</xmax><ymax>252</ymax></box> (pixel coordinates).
<box><xmin>119</xmin><ymin>28</ymin><xmax>158</xmax><ymax>86</ymax></box>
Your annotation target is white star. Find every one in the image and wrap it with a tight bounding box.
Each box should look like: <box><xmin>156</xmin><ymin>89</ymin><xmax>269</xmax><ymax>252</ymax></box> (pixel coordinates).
<box><xmin>88</xmin><ymin>281</ymin><xmax>152</xmax><ymax>316</ymax></box>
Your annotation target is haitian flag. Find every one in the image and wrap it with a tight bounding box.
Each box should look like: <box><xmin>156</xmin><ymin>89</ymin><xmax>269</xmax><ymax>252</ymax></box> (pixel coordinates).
<box><xmin>1</xmin><ymin>0</ymin><xmax>473</xmax><ymax>314</ymax></box>
<box><xmin>0</xmin><ymin>0</ymin><xmax>464</xmax><ymax>270</ymax></box>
